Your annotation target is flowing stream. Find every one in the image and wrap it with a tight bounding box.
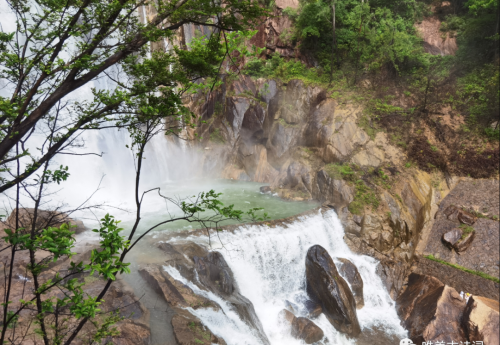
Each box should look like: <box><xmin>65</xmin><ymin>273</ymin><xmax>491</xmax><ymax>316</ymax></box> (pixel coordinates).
<box><xmin>159</xmin><ymin>210</ymin><xmax>408</xmax><ymax>345</ymax></box>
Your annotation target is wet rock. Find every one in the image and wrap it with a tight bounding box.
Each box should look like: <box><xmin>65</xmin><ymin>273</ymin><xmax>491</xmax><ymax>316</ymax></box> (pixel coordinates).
<box><xmin>278</xmin><ymin>309</ymin><xmax>324</xmax><ymax>344</ymax></box>
<box><xmin>260</xmin><ymin>186</ymin><xmax>272</xmax><ymax>193</ymax></box>
<box><xmin>285</xmin><ymin>300</ymin><xmax>299</xmax><ymax>314</ymax></box>
<box><xmin>172</xmin><ymin>311</ymin><xmax>226</xmax><ymax>345</ymax></box>
<box><xmin>139</xmin><ymin>264</ymin><xmax>216</xmax><ymax>309</ymax></box>
<box><xmin>396</xmin><ymin>273</ymin><xmax>467</xmax><ymax>343</ymax></box>
<box><xmin>337</xmin><ymin>258</ymin><xmax>364</xmax><ymax>309</ymax></box>
<box><xmin>305</xmin><ymin>245</ymin><xmax>360</xmax><ymax>336</ymax></box>
<box><xmin>442</xmin><ymin>228</ymin><xmax>463</xmax><ymax>249</ymax></box>
<box><xmin>278</xmin><ymin>308</ymin><xmax>296</xmax><ymax>324</ymax></box>
<box><xmin>291</xmin><ymin>317</ymin><xmax>325</xmax><ymax>344</ymax></box>
<box><xmin>303</xmin><ymin>299</ymin><xmax>322</xmax><ymax>318</ymax></box>
<box><xmin>194</xmin><ymin>252</ymin><xmax>271</xmax><ymax>345</ymax></box>
<box><xmin>194</xmin><ymin>252</ymin><xmax>234</xmax><ymax>295</ymax></box>
<box><xmin>462</xmin><ymin>296</ymin><xmax>499</xmax><ymax>344</ymax></box>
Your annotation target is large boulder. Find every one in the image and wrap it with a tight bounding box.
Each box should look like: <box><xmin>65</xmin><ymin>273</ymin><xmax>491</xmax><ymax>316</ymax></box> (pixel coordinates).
<box><xmin>397</xmin><ymin>273</ymin><xmax>467</xmax><ymax>343</ymax></box>
<box><xmin>305</xmin><ymin>245</ymin><xmax>360</xmax><ymax>336</ymax></box>
<box><xmin>462</xmin><ymin>296</ymin><xmax>499</xmax><ymax>344</ymax></box>
<box><xmin>194</xmin><ymin>252</ymin><xmax>234</xmax><ymax>295</ymax></box>
<box><xmin>337</xmin><ymin>258</ymin><xmax>364</xmax><ymax>309</ymax></box>
<box><xmin>5</xmin><ymin>208</ymin><xmax>87</xmax><ymax>234</ymax></box>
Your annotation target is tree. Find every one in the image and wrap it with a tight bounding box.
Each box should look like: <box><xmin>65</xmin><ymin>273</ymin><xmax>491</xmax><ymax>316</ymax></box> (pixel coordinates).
<box><xmin>0</xmin><ymin>0</ymin><xmax>268</xmax><ymax>343</ymax></box>
<box><xmin>0</xmin><ymin>0</ymin><xmax>266</xmax><ymax>193</ymax></box>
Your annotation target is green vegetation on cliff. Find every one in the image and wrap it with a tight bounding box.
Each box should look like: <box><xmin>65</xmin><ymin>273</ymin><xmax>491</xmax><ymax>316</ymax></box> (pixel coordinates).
<box><xmin>425</xmin><ymin>255</ymin><xmax>500</xmax><ymax>284</ymax></box>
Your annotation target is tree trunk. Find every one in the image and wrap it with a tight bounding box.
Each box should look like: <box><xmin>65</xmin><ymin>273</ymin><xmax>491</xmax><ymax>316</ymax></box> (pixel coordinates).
<box><xmin>330</xmin><ymin>0</ymin><xmax>336</xmax><ymax>84</ymax></box>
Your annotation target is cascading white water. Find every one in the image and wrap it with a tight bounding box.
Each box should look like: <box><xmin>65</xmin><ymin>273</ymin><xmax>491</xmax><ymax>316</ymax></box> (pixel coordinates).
<box><xmin>166</xmin><ymin>210</ymin><xmax>407</xmax><ymax>344</ymax></box>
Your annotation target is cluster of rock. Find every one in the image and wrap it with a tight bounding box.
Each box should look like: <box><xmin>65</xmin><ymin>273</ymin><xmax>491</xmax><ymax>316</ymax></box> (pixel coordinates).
<box><xmin>441</xmin><ymin>205</ymin><xmax>477</xmax><ymax>253</ymax></box>
<box><xmin>397</xmin><ymin>273</ymin><xmax>499</xmax><ymax>344</ymax></box>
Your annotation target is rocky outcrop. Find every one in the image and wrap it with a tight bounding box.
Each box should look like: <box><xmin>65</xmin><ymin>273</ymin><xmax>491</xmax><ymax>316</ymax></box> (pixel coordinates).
<box><xmin>193</xmin><ymin>252</ymin><xmax>270</xmax><ymax>345</ymax></box>
<box><xmin>3</xmin><ymin>207</ymin><xmax>87</xmax><ymax>234</ymax></box>
<box><xmin>462</xmin><ymin>296</ymin><xmax>499</xmax><ymax>344</ymax></box>
<box><xmin>397</xmin><ymin>273</ymin><xmax>467</xmax><ymax>343</ymax></box>
<box><xmin>278</xmin><ymin>309</ymin><xmax>324</xmax><ymax>344</ymax></box>
<box><xmin>414</xmin><ymin>2</ymin><xmax>458</xmax><ymax>56</ymax></box>
<box><xmin>337</xmin><ymin>258</ymin><xmax>364</xmax><ymax>309</ymax></box>
<box><xmin>376</xmin><ymin>259</ymin><xmax>411</xmax><ymax>301</ymax></box>
<box><xmin>305</xmin><ymin>245</ymin><xmax>360</xmax><ymax>336</ymax></box>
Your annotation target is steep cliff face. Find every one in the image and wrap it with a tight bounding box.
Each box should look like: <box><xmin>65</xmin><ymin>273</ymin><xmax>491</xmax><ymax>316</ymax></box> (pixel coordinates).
<box><xmin>184</xmin><ymin>76</ymin><xmax>448</xmax><ymax>278</ymax></box>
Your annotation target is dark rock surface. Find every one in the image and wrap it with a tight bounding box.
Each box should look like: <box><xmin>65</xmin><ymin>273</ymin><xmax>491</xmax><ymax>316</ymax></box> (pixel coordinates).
<box><xmin>397</xmin><ymin>273</ymin><xmax>467</xmax><ymax>344</ymax></box>
<box><xmin>278</xmin><ymin>309</ymin><xmax>324</xmax><ymax>344</ymax></box>
<box><xmin>337</xmin><ymin>258</ymin><xmax>364</xmax><ymax>309</ymax></box>
<box><xmin>193</xmin><ymin>252</ymin><xmax>271</xmax><ymax>345</ymax></box>
<box><xmin>424</xmin><ymin>181</ymin><xmax>500</xmax><ymax>278</ymax></box>
<box><xmin>303</xmin><ymin>299</ymin><xmax>323</xmax><ymax>318</ymax></box>
<box><xmin>194</xmin><ymin>252</ymin><xmax>234</xmax><ymax>295</ymax></box>
<box><xmin>462</xmin><ymin>295</ymin><xmax>499</xmax><ymax>344</ymax></box>
<box><xmin>305</xmin><ymin>245</ymin><xmax>360</xmax><ymax>336</ymax></box>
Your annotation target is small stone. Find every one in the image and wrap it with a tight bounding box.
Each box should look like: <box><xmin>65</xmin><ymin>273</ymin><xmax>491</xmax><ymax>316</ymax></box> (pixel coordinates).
<box><xmin>458</xmin><ymin>210</ymin><xmax>477</xmax><ymax>226</ymax></box>
<box><xmin>291</xmin><ymin>317</ymin><xmax>324</xmax><ymax>344</ymax></box>
<box><xmin>442</xmin><ymin>228</ymin><xmax>463</xmax><ymax>248</ymax></box>
<box><xmin>260</xmin><ymin>186</ymin><xmax>271</xmax><ymax>193</ymax></box>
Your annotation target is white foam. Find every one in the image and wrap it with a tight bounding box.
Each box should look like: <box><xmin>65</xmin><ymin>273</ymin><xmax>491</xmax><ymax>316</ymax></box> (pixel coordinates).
<box><xmin>169</xmin><ymin>210</ymin><xmax>407</xmax><ymax>344</ymax></box>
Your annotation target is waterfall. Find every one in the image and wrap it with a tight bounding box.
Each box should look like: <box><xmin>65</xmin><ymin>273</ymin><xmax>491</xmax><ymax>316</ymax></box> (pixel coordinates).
<box><xmin>166</xmin><ymin>210</ymin><xmax>407</xmax><ymax>344</ymax></box>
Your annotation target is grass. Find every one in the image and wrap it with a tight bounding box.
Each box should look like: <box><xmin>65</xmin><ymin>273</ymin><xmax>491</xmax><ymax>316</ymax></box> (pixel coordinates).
<box><xmin>425</xmin><ymin>255</ymin><xmax>500</xmax><ymax>284</ymax></box>
<box><xmin>324</xmin><ymin>163</ymin><xmax>355</xmax><ymax>180</ymax></box>
<box><xmin>459</xmin><ymin>224</ymin><xmax>475</xmax><ymax>240</ymax></box>
<box><xmin>357</xmin><ymin>115</ymin><xmax>379</xmax><ymax>140</ymax></box>
<box><xmin>349</xmin><ymin>179</ymin><xmax>380</xmax><ymax>215</ymax></box>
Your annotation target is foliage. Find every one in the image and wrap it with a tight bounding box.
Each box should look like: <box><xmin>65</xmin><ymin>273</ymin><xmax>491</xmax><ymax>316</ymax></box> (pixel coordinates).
<box><xmin>0</xmin><ymin>0</ymin><xmax>269</xmax><ymax>343</ymax></box>
<box><xmin>455</xmin><ymin>64</ymin><xmax>499</xmax><ymax>126</ymax></box>
<box><xmin>348</xmin><ymin>179</ymin><xmax>380</xmax><ymax>215</ymax></box>
<box><xmin>291</xmin><ymin>0</ymin><xmax>427</xmax><ymax>75</ymax></box>
<box><xmin>324</xmin><ymin>163</ymin><xmax>355</xmax><ymax>180</ymax></box>
<box><xmin>425</xmin><ymin>255</ymin><xmax>500</xmax><ymax>284</ymax></box>
<box><xmin>459</xmin><ymin>224</ymin><xmax>475</xmax><ymax>240</ymax></box>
